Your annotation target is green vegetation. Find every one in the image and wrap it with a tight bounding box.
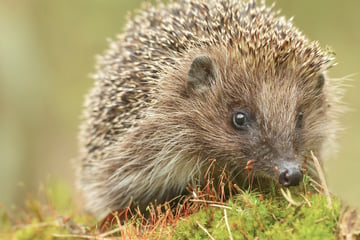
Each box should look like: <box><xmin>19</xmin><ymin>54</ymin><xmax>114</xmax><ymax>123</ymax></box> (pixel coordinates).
<box><xmin>0</xmin><ymin>173</ymin><xmax>345</xmax><ymax>240</ymax></box>
<box><xmin>174</xmin><ymin>193</ymin><xmax>339</xmax><ymax>240</ymax></box>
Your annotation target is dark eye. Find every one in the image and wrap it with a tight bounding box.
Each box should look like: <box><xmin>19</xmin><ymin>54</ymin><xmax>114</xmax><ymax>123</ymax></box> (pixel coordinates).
<box><xmin>232</xmin><ymin>111</ymin><xmax>249</xmax><ymax>130</ymax></box>
<box><xmin>296</xmin><ymin>111</ymin><xmax>304</xmax><ymax>129</ymax></box>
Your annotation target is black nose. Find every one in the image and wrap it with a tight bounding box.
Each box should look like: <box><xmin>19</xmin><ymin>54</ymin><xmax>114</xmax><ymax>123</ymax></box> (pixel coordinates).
<box><xmin>278</xmin><ymin>166</ymin><xmax>303</xmax><ymax>187</ymax></box>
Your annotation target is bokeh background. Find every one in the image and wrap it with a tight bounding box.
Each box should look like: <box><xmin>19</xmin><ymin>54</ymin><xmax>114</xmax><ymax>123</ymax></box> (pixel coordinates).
<box><xmin>0</xmin><ymin>0</ymin><xmax>359</xmax><ymax>210</ymax></box>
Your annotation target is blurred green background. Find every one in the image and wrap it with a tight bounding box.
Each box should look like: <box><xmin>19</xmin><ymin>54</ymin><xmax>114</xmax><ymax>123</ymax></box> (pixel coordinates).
<box><xmin>0</xmin><ymin>0</ymin><xmax>359</xmax><ymax>210</ymax></box>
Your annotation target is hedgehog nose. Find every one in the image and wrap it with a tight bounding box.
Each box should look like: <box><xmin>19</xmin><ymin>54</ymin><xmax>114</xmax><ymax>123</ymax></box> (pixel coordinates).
<box><xmin>278</xmin><ymin>165</ymin><xmax>303</xmax><ymax>187</ymax></box>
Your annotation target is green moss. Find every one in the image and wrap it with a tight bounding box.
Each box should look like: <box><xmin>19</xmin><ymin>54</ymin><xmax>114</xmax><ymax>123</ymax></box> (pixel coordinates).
<box><xmin>1</xmin><ymin>180</ymin><xmax>341</xmax><ymax>239</ymax></box>
<box><xmin>173</xmin><ymin>192</ymin><xmax>340</xmax><ymax>240</ymax></box>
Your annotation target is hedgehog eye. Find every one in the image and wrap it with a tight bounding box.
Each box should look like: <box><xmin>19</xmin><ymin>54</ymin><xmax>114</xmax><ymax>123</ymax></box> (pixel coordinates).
<box><xmin>296</xmin><ymin>111</ymin><xmax>304</xmax><ymax>129</ymax></box>
<box><xmin>232</xmin><ymin>111</ymin><xmax>249</xmax><ymax>130</ymax></box>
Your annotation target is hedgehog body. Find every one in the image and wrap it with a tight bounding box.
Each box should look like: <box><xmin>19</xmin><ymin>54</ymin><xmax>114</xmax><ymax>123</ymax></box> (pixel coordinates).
<box><xmin>78</xmin><ymin>0</ymin><xmax>342</xmax><ymax>217</ymax></box>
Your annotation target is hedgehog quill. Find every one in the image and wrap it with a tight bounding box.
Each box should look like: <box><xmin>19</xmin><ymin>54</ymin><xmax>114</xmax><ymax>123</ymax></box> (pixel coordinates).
<box><xmin>77</xmin><ymin>0</ymin><xmax>343</xmax><ymax>217</ymax></box>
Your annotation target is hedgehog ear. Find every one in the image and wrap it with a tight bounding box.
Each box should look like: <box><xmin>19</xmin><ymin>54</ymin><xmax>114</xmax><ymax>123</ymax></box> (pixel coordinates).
<box><xmin>187</xmin><ymin>55</ymin><xmax>217</xmax><ymax>94</ymax></box>
<box><xmin>315</xmin><ymin>73</ymin><xmax>325</xmax><ymax>95</ymax></box>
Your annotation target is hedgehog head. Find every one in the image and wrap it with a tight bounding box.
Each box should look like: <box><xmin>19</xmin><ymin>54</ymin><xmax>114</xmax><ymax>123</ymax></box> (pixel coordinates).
<box><xmin>155</xmin><ymin>32</ymin><xmax>336</xmax><ymax>186</ymax></box>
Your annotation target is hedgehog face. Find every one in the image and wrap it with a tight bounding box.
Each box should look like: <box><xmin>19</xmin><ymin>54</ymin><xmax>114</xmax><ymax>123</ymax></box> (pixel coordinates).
<box><xmin>176</xmin><ymin>49</ymin><xmax>329</xmax><ymax>186</ymax></box>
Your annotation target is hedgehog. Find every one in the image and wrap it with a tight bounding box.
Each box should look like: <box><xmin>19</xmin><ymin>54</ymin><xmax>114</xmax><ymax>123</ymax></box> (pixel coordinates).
<box><xmin>77</xmin><ymin>0</ymin><xmax>343</xmax><ymax>217</ymax></box>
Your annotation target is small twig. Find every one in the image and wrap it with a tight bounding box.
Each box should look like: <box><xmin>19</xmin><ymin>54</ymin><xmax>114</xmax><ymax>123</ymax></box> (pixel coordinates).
<box><xmin>309</xmin><ymin>178</ymin><xmax>323</xmax><ymax>189</ymax></box>
<box><xmin>284</xmin><ymin>228</ymin><xmax>295</xmax><ymax>233</ymax></box>
<box><xmin>310</xmin><ymin>151</ymin><xmax>332</xmax><ymax>209</ymax></box>
<box><xmin>280</xmin><ymin>188</ymin><xmax>302</xmax><ymax>207</ymax></box>
<box><xmin>309</xmin><ymin>181</ymin><xmax>322</xmax><ymax>194</ymax></box>
<box><xmin>224</xmin><ymin>209</ymin><xmax>233</xmax><ymax>240</ymax></box>
<box><xmin>190</xmin><ymin>199</ymin><xmax>227</xmax><ymax>205</ymax></box>
<box><xmin>52</xmin><ymin>233</ymin><xmax>105</xmax><ymax>239</ymax></box>
<box><xmin>233</xmin><ymin>184</ymin><xmax>245</xmax><ymax>194</ymax></box>
<box><xmin>99</xmin><ymin>226</ymin><xmax>124</xmax><ymax>238</ymax></box>
<box><xmin>196</xmin><ymin>221</ymin><xmax>215</xmax><ymax>240</ymax></box>
<box><xmin>209</xmin><ymin>203</ymin><xmax>232</xmax><ymax>209</ymax></box>
<box><xmin>299</xmin><ymin>193</ymin><xmax>312</xmax><ymax>207</ymax></box>
<box><xmin>315</xmin><ymin>216</ymin><xmax>330</xmax><ymax>224</ymax></box>
<box><xmin>53</xmin><ymin>224</ymin><xmax>124</xmax><ymax>239</ymax></box>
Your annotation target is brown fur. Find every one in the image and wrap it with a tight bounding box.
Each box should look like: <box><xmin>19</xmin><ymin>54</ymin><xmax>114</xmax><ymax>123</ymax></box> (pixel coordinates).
<box><xmin>77</xmin><ymin>0</ymin><xmax>343</xmax><ymax>217</ymax></box>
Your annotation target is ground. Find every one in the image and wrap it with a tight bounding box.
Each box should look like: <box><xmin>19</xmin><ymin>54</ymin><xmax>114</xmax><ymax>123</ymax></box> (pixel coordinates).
<box><xmin>1</xmin><ymin>157</ymin><xmax>359</xmax><ymax>240</ymax></box>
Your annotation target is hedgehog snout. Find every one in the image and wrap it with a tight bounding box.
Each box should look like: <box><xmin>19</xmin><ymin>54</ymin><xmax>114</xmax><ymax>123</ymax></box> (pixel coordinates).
<box><xmin>277</xmin><ymin>161</ymin><xmax>303</xmax><ymax>187</ymax></box>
